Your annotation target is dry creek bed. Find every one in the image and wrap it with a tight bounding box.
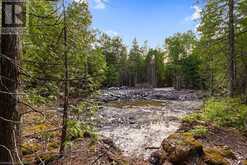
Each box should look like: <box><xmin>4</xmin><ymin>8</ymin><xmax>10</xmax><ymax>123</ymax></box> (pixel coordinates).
<box><xmin>95</xmin><ymin>88</ymin><xmax>204</xmax><ymax>159</ymax></box>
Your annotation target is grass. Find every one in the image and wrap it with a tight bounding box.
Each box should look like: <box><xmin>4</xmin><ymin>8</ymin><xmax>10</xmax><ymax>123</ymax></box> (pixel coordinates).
<box><xmin>189</xmin><ymin>125</ymin><xmax>208</xmax><ymax>137</ymax></box>
<box><xmin>183</xmin><ymin>97</ymin><xmax>247</xmax><ymax>130</ymax></box>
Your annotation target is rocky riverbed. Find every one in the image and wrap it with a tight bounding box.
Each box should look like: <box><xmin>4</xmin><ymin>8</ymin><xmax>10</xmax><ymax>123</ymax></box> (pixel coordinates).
<box><xmin>96</xmin><ymin>88</ymin><xmax>204</xmax><ymax>159</ymax></box>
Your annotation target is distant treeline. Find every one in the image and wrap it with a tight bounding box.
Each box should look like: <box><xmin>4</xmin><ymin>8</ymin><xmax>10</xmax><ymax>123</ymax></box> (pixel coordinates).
<box><xmin>99</xmin><ymin>32</ymin><xmax>202</xmax><ymax>90</ymax></box>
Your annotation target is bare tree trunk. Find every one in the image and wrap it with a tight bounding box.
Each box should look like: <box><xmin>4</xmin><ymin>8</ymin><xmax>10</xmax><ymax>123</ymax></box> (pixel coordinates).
<box><xmin>0</xmin><ymin>0</ymin><xmax>22</xmax><ymax>163</ymax></box>
<box><xmin>0</xmin><ymin>22</ymin><xmax>22</xmax><ymax>165</ymax></box>
<box><xmin>60</xmin><ymin>0</ymin><xmax>69</xmax><ymax>156</ymax></box>
<box><xmin>210</xmin><ymin>53</ymin><xmax>214</xmax><ymax>96</ymax></box>
<box><xmin>228</xmin><ymin>0</ymin><xmax>236</xmax><ymax>97</ymax></box>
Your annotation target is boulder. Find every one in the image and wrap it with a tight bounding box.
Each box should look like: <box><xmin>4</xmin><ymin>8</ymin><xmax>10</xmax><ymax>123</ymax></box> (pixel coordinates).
<box><xmin>149</xmin><ymin>150</ymin><xmax>167</xmax><ymax>165</ymax></box>
<box><xmin>149</xmin><ymin>132</ymin><xmax>237</xmax><ymax>165</ymax></box>
<box><xmin>161</xmin><ymin>132</ymin><xmax>203</xmax><ymax>163</ymax></box>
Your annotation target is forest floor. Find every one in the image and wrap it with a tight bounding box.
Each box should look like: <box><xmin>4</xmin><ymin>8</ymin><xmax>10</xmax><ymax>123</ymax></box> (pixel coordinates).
<box><xmin>21</xmin><ymin>88</ymin><xmax>247</xmax><ymax>165</ymax></box>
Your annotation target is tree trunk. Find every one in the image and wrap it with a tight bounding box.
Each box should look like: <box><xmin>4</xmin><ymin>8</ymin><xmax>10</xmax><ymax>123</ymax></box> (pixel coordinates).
<box><xmin>210</xmin><ymin>53</ymin><xmax>214</xmax><ymax>96</ymax></box>
<box><xmin>0</xmin><ymin>25</ymin><xmax>22</xmax><ymax>165</ymax></box>
<box><xmin>60</xmin><ymin>0</ymin><xmax>69</xmax><ymax>155</ymax></box>
<box><xmin>228</xmin><ymin>0</ymin><xmax>236</xmax><ymax>97</ymax></box>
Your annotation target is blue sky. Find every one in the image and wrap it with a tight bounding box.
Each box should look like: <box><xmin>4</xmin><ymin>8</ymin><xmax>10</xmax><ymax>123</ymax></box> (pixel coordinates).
<box><xmin>74</xmin><ymin>0</ymin><xmax>200</xmax><ymax>48</ymax></box>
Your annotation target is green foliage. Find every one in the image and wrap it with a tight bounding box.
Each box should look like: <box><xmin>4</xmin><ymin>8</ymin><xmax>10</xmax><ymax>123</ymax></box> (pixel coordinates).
<box><xmin>23</xmin><ymin>0</ymin><xmax>107</xmax><ymax>101</ymax></box>
<box><xmin>67</xmin><ymin>100</ymin><xmax>98</xmax><ymax>142</ymax></box>
<box><xmin>181</xmin><ymin>55</ymin><xmax>203</xmax><ymax>89</ymax></box>
<box><xmin>66</xmin><ymin>119</ymin><xmax>97</xmax><ymax>141</ymax></box>
<box><xmin>197</xmin><ymin>0</ymin><xmax>247</xmax><ymax>96</ymax></box>
<box><xmin>23</xmin><ymin>88</ymin><xmax>56</xmax><ymax>106</ymax></box>
<box><xmin>165</xmin><ymin>31</ymin><xmax>203</xmax><ymax>89</ymax></box>
<box><xmin>67</xmin><ymin>120</ymin><xmax>82</xmax><ymax>140</ymax></box>
<box><xmin>145</xmin><ymin>49</ymin><xmax>166</xmax><ymax>87</ymax></box>
<box><xmin>202</xmin><ymin>98</ymin><xmax>247</xmax><ymax>129</ymax></box>
<box><xmin>185</xmin><ymin>98</ymin><xmax>247</xmax><ymax>130</ymax></box>
<box><xmin>67</xmin><ymin>101</ymin><xmax>98</xmax><ymax>142</ymax></box>
<box><xmin>104</xmin><ymin>64</ymin><xmax>119</xmax><ymax>87</ymax></box>
<box><xmin>128</xmin><ymin>38</ymin><xmax>145</xmax><ymax>86</ymax></box>
<box><xmin>98</xmin><ymin>34</ymin><xmax>128</xmax><ymax>87</ymax></box>
<box><xmin>189</xmin><ymin>126</ymin><xmax>208</xmax><ymax>137</ymax></box>
<box><xmin>182</xmin><ymin>113</ymin><xmax>203</xmax><ymax>123</ymax></box>
<box><xmin>71</xmin><ymin>101</ymin><xmax>98</xmax><ymax>118</ymax></box>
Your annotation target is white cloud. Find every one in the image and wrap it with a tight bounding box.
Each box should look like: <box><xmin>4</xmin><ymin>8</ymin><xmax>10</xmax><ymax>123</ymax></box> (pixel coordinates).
<box><xmin>73</xmin><ymin>0</ymin><xmax>108</xmax><ymax>10</ymax></box>
<box><xmin>74</xmin><ymin>0</ymin><xmax>87</xmax><ymax>3</ymax></box>
<box><xmin>94</xmin><ymin>0</ymin><xmax>107</xmax><ymax>9</ymax></box>
<box><xmin>185</xmin><ymin>5</ymin><xmax>202</xmax><ymax>22</ymax></box>
<box><xmin>191</xmin><ymin>5</ymin><xmax>201</xmax><ymax>21</ymax></box>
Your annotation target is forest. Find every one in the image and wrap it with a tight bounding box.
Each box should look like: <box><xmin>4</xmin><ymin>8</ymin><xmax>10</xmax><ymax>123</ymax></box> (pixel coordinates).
<box><xmin>0</xmin><ymin>0</ymin><xmax>247</xmax><ymax>164</ymax></box>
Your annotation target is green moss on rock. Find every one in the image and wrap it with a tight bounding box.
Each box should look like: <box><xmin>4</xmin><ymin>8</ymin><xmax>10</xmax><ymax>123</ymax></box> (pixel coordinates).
<box><xmin>161</xmin><ymin>133</ymin><xmax>203</xmax><ymax>163</ymax></box>
<box><xmin>203</xmin><ymin>148</ymin><xmax>230</xmax><ymax>165</ymax></box>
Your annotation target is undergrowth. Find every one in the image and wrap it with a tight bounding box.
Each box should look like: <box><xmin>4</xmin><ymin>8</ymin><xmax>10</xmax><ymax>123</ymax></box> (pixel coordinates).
<box><xmin>189</xmin><ymin>125</ymin><xmax>208</xmax><ymax>137</ymax></box>
<box><xmin>183</xmin><ymin>97</ymin><xmax>247</xmax><ymax>130</ymax></box>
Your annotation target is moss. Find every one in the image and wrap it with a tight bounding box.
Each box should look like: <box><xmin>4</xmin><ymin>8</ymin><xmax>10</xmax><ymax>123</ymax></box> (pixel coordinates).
<box><xmin>169</xmin><ymin>132</ymin><xmax>203</xmax><ymax>150</ymax></box>
<box><xmin>203</xmin><ymin>148</ymin><xmax>230</xmax><ymax>165</ymax></box>
<box><xmin>22</xmin><ymin>143</ymin><xmax>42</xmax><ymax>155</ymax></box>
<box><xmin>162</xmin><ymin>133</ymin><xmax>203</xmax><ymax>163</ymax></box>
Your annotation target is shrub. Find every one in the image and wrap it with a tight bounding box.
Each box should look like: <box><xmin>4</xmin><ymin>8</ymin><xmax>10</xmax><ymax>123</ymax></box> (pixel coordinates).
<box><xmin>189</xmin><ymin>125</ymin><xmax>208</xmax><ymax>137</ymax></box>
<box><xmin>202</xmin><ymin>98</ymin><xmax>247</xmax><ymax>130</ymax></box>
<box><xmin>182</xmin><ymin>113</ymin><xmax>203</xmax><ymax>123</ymax></box>
<box><xmin>185</xmin><ymin>97</ymin><xmax>247</xmax><ymax>130</ymax></box>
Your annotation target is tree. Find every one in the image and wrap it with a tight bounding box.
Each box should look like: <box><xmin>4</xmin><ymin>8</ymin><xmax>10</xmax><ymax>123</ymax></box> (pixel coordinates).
<box><xmin>145</xmin><ymin>49</ymin><xmax>165</xmax><ymax>87</ymax></box>
<box><xmin>165</xmin><ymin>31</ymin><xmax>197</xmax><ymax>89</ymax></box>
<box><xmin>128</xmin><ymin>38</ymin><xmax>145</xmax><ymax>86</ymax></box>
<box><xmin>197</xmin><ymin>0</ymin><xmax>228</xmax><ymax>94</ymax></box>
<box><xmin>22</xmin><ymin>0</ymin><xmax>107</xmax><ymax>155</ymax></box>
<box><xmin>237</xmin><ymin>0</ymin><xmax>247</xmax><ymax>102</ymax></box>
<box><xmin>0</xmin><ymin>0</ymin><xmax>23</xmax><ymax>163</ymax></box>
<box><xmin>197</xmin><ymin>0</ymin><xmax>247</xmax><ymax>96</ymax></box>
<box><xmin>98</xmin><ymin>33</ymin><xmax>127</xmax><ymax>87</ymax></box>
<box><xmin>228</xmin><ymin>0</ymin><xmax>236</xmax><ymax>96</ymax></box>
